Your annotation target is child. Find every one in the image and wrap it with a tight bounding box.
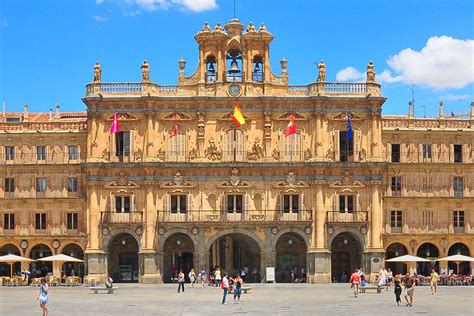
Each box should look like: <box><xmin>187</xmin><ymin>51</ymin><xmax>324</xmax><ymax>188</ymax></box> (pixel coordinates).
<box><xmin>394</xmin><ymin>279</ymin><xmax>402</xmax><ymax>306</ymax></box>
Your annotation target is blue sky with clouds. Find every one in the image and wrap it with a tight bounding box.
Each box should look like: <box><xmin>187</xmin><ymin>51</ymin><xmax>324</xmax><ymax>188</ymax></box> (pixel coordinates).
<box><xmin>0</xmin><ymin>0</ymin><xmax>472</xmax><ymax>117</ymax></box>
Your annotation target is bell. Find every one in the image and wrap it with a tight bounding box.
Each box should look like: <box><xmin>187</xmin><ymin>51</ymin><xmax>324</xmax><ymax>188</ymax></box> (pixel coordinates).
<box><xmin>208</xmin><ymin>62</ymin><xmax>215</xmax><ymax>73</ymax></box>
<box><xmin>228</xmin><ymin>59</ymin><xmax>240</xmax><ymax>74</ymax></box>
<box><xmin>254</xmin><ymin>62</ymin><xmax>261</xmax><ymax>73</ymax></box>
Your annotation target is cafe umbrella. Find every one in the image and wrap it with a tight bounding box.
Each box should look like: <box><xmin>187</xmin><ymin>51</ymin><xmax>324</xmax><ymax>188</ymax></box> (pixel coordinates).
<box><xmin>0</xmin><ymin>254</ymin><xmax>35</xmax><ymax>277</ymax></box>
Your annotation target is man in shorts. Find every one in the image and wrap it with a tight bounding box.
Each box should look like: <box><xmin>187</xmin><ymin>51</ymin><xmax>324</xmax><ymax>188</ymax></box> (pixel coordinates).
<box><xmin>349</xmin><ymin>268</ymin><xmax>361</xmax><ymax>297</ymax></box>
<box><xmin>404</xmin><ymin>273</ymin><xmax>415</xmax><ymax>307</ymax></box>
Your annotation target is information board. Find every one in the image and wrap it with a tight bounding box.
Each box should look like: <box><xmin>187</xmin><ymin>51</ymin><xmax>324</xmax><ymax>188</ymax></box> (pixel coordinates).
<box><xmin>266</xmin><ymin>267</ymin><xmax>275</xmax><ymax>282</ymax></box>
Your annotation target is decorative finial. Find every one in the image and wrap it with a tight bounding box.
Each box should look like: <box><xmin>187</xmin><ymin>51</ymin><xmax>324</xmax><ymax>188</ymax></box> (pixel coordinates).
<box><xmin>258</xmin><ymin>22</ymin><xmax>267</xmax><ymax>32</ymax></box>
<box><xmin>280</xmin><ymin>58</ymin><xmax>288</xmax><ymax>71</ymax></box>
<box><xmin>366</xmin><ymin>61</ymin><xmax>376</xmax><ymax>82</ymax></box>
<box><xmin>141</xmin><ymin>59</ymin><xmax>150</xmax><ymax>82</ymax></box>
<box><xmin>214</xmin><ymin>22</ymin><xmax>223</xmax><ymax>31</ymax></box>
<box><xmin>246</xmin><ymin>22</ymin><xmax>256</xmax><ymax>32</ymax></box>
<box><xmin>93</xmin><ymin>62</ymin><xmax>102</xmax><ymax>82</ymax></box>
<box><xmin>202</xmin><ymin>22</ymin><xmax>211</xmax><ymax>32</ymax></box>
<box><xmin>317</xmin><ymin>60</ymin><xmax>326</xmax><ymax>82</ymax></box>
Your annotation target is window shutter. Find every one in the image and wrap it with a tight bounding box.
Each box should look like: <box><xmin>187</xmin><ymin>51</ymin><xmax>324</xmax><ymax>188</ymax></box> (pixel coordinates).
<box><xmin>300</xmin><ymin>192</ymin><xmax>305</xmax><ymax>211</ymax></box>
<box><xmin>178</xmin><ymin>132</ymin><xmax>186</xmax><ymax>160</ymax></box>
<box><xmin>0</xmin><ymin>146</ymin><xmax>4</xmax><ymax>162</ymax></box>
<box><xmin>333</xmin><ymin>194</ymin><xmax>338</xmax><ymax>212</ymax></box>
<box><xmin>448</xmin><ymin>144</ymin><xmax>454</xmax><ymax>163</ymax></box>
<box><xmin>109</xmin><ymin>193</ymin><xmax>115</xmax><ymax>212</ymax></box>
<box><xmin>187</xmin><ymin>193</ymin><xmax>192</xmax><ymax>212</ymax></box>
<box><xmin>275</xmin><ymin>193</ymin><xmax>281</xmax><ymax>211</ymax></box>
<box><xmin>334</xmin><ymin>130</ymin><xmax>340</xmax><ymax>161</ymax></box>
<box><xmin>432</xmin><ymin>143</ymin><xmax>438</xmax><ymax>162</ymax></box>
<box><xmin>63</xmin><ymin>145</ymin><xmax>68</xmax><ymax>163</ymax></box>
<box><xmin>220</xmin><ymin>194</ymin><xmax>226</xmax><ymax>212</ymax></box>
<box><xmin>131</xmin><ymin>194</ymin><xmax>135</xmax><ymax>212</ymax></box>
<box><xmin>163</xmin><ymin>193</ymin><xmax>170</xmax><ymax>212</ymax></box>
<box><xmin>462</xmin><ymin>144</ymin><xmax>468</xmax><ymax>163</ymax></box>
<box><xmin>400</xmin><ymin>143</ymin><xmax>406</xmax><ymax>163</ymax></box>
<box><xmin>387</xmin><ymin>143</ymin><xmax>392</xmax><ymax>162</ymax></box>
<box><xmin>418</xmin><ymin>144</ymin><xmax>423</xmax><ymax>162</ymax></box>
<box><xmin>236</xmin><ymin>130</ymin><xmax>244</xmax><ymax>161</ymax></box>
<box><xmin>225</xmin><ymin>131</ymin><xmax>233</xmax><ymax>161</ymax></box>
<box><xmin>356</xmin><ymin>193</ymin><xmax>360</xmax><ymax>212</ymax></box>
<box><xmin>129</xmin><ymin>130</ymin><xmax>135</xmax><ymax>161</ymax></box>
<box><xmin>110</xmin><ymin>133</ymin><xmax>116</xmax><ymax>160</ymax></box>
<box><xmin>77</xmin><ymin>145</ymin><xmax>81</xmax><ymax>161</ymax></box>
<box><xmin>354</xmin><ymin>130</ymin><xmax>360</xmax><ymax>162</ymax></box>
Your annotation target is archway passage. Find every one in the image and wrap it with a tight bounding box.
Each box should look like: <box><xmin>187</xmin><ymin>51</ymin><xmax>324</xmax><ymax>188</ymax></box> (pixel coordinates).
<box><xmin>275</xmin><ymin>233</ymin><xmax>307</xmax><ymax>283</ymax></box>
<box><xmin>163</xmin><ymin>233</ymin><xmax>194</xmax><ymax>283</ymax></box>
<box><xmin>416</xmin><ymin>243</ymin><xmax>439</xmax><ymax>276</ymax></box>
<box><xmin>108</xmin><ymin>233</ymin><xmax>139</xmax><ymax>283</ymax></box>
<box><xmin>330</xmin><ymin>232</ymin><xmax>361</xmax><ymax>283</ymax></box>
<box><xmin>448</xmin><ymin>243</ymin><xmax>470</xmax><ymax>275</ymax></box>
<box><xmin>30</xmin><ymin>244</ymin><xmax>53</xmax><ymax>278</ymax></box>
<box><xmin>61</xmin><ymin>244</ymin><xmax>84</xmax><ymax>279</ymax></box>
<box><xmin>385</xmin><ymin>243</ymin><xmax>408</xmax><ymax>275</ymax></box>
<box><xmin>0</xmin><ymin>244</ymin><xmax>21</xmax><ymax>276</ymax></box>
<box><xmin>209</xmin><ymin>233</ymin><xmax>261</xmax><ymax>282</ymax></box>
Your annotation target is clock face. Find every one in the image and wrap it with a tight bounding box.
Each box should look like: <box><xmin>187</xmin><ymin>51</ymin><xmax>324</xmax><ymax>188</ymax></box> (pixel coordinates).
<box><xmin>228</xmin><ymin>84</ymin><xmax>241</xmax><ymax>96</ymax></box>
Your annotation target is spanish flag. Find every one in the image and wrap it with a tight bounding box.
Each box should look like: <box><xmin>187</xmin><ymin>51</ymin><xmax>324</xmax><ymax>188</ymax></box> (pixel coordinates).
<box><xmin>169</xmin><ymin>122</ymin><xmax>178</xmax><ymax>138</ymax></box>
<box><xmin>232</xmin><ymin>102</ymin><xmax>246</xmax><ymax>128</ymax></box>
<box><xmin>284</xmin><ymin>114</ymin><xmax>297</xmax><ymax>137</ymax></box>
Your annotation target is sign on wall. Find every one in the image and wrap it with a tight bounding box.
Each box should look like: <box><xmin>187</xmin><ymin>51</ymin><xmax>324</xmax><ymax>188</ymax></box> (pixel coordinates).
<box><xmin>266</xmin><ymin>267</ymin><xmax>275</xmax><ymax>283</ymax></box>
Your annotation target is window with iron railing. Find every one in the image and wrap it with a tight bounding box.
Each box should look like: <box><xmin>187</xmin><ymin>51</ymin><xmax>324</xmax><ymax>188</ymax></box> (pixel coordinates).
<box><xmin>171</xmin><ymin>194</ymin><xmax>187</xmax><ymax>214</ymax></box>
<box><xmin>390</xmin><ymin>210</ymin><xmax>402</xmax><ymax>228</ymax></box>
<box><xmin>391</xmin><ymin>176</ymin><xmax>402</xmax><ymax>196</ymax></box>
<box><xmin>453</xmin><ymin>211</ymin><xmax>464</xmax><ymax>228</ymax></box>
<box><xmin>454</xmin><ymin>177</ymin><xmax>463</xmax><ymax>198</ymax></box>
<box><xmin>454</xmin><ymin>145</ymin><xmax>462</xmax><ymax>163</ymax></box>
<box><xmin>391</xmin><ymin>144</ymin><xmax>400</xmax><ymax>163</ymax></box>
<box><xmin>35</xmin><ymin>213</ymin><xmax>47</xmax><ymax>230</ymax></box>
<box><xmin>115</xmin><ymin>196</ymin><xmax>131</xmax><ymax>213</ymax></box>
<box><xmin>116</xmin><ymin>132</ymin><xmax>130</xmax><ymax>157</ymax></box>
<box><xmin>339</xmin><ymin>131</ymin><xmax>354</xmax><ymax>162</ymax></box>
<box><xmin>422</xmin><ymin>176</ymin><xmax>432</xmax><ymax>191</ymax></box>
<box><xmin>227</xmin><ymin>194</ymin><xmax>243</xmax><ymax>213</ymax></box>
<box><xmin>5</xmin><ymin>146</ymin><xmax>14</xmax><ymax>160</ymax></box>
<box><xmin>37</xmin><ymin>146</ymin><xmax>46</xmax><ymax>161</ymax></box>
<box><xmin>67</xmin><ymin>212</ymin><xmax>78</xmax><ymax>230</ymax></box>
<box><xmin>3</xmin><ymin>213</ymin><xmax>15</xmax><ymax>230</ymax></box>
<box><xmin>283</xmin><ymin>194</ymin><xmax>299</xmax><ymax>213</ymax></box>
<box><xmin>339</xmin><ymin>195</ymin><xmax>354</xmax><ymax>213</ymax></box>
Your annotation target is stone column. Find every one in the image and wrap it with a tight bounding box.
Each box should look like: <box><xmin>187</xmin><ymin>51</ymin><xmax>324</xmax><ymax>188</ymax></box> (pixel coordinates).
<box><xmin>143</xmin><ymin>179</ymin><xmax>155</xmax><ymax>250</ymax></box>
<box><xmin>87</xmin><ymin>182</ymin><xmax>100</xmax><ymax>250</ymax></box>
<box><xmin>260</xmin><ymin>251</ymin><xmax>276</xmax><ymax>282</ymax></box>
<box><xmin>315</xmin><ymin>113</ymin><xmax>323</xmax><ymax>161</ymax></box>
<box><xmin>315</xmin><ymin>181</ymin><xmax>325</xmax><ymax>249</ymax></box>
<box><xmin>370</xmin><ymin>181</ymin><xmax>383</xmax><ymax>249</ymax></box>
<box><xmin>139</xmin><ymin>250</ymin><xmax>162</xmax><ymax>283</ymax></box>
<box><xmin>145</xmin><ymin>113</ymin><xmax>153</xmax><ymax>161</ymax></box>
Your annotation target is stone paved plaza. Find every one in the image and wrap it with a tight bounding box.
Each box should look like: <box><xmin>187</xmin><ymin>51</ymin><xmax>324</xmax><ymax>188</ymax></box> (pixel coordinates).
<box><xmin>0</xmin><ymin>284</ymin><xmax>473</xmax><ymax>315</ymax></box>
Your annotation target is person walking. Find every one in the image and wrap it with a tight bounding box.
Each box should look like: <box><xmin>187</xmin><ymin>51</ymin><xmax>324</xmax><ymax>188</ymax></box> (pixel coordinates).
<box><xmin>199</xmin><ymin>269</ymin><xmax>207</xmax><ymax>288</ymax></box>
<box><xmin>233</xmin><ymin>274</ymin><xmax>243</xmax><ymax>304</ymax></box>
<box><xmin>189</xmin><ymin>268</ymin><xmax>196</xmax><ymax>288</ymax></box>
<box><xmin>387</xmin><ymin>267</ymin><xmax>393</xmax><ymax>290</ymax></box>
<box><xmin>214</xmin><ymin>267</ymin><xmax>222</xmax><ymax>287</ymax></box>
<box><xmin>404</xmin><ymin>274</ymin><xmax>415</xmax><ymax>307</ymax></box>
<box><xmin>37</xmin><ymin>278</ymin><xmax>49</xmax><ymax>316</ymax></box>
<box><xmin>350</xmin><ymin>269</ymin><xmax>361</xmax><ymax>297</ymax></box>
<box><xmin>394</xmin><ymin>279</ymin><xmax>402</xmax><ymax>306</ymax></box>
<box><xmin>430</xmin><ymin>268</ymin><xmax>439</xmax><ymax>295</ymax></box>
<box><xmin>221</xmin><ymin>273</ymin><xmax>229</xmax><ymax>304</ymax></box>
<box><xmin>177</xmin><ymin>270</ymin><xmax>185</xmax><ymax>293</ymax></box>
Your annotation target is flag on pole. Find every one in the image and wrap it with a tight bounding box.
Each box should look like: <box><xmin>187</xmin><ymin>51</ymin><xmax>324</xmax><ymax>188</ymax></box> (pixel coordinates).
<box><xmin>109</xmin><ymin>112</ymin><xmax>119</xmax><ymax>134</ymax></box>
<box><xmin>169</xmin><ymin>122</ymin><xmax>178</xmax><ymax>138</ymax></box>
<box><xmin>284</xmin><ymin>114</ymin><xmax>297</xmax><ymax>137</ymax></box>
<box><xmin>231</xmin><ymin>102</ymin><xmax>246</xmax><ymax>127</ymax></box>
<box><xmin>346</xmin><ymin>114</ymin><xmax>353</xmax><ymax>141</ymax></box>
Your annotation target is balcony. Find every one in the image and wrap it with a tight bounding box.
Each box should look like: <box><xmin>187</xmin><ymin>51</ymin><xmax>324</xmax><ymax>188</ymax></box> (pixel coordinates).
<box><xmin>0</xmin><ymin>152</ymin><xmax>86</xmax><ymax>165</ymax></box>
<box><xmin>288</xmin><ymin>82</ymin><xmax>381</xmax><ymax>97</ymax></box>
<box><xmin>101</xmin><ymin>211</ymin><xmax>143</xmax><ymax>224</ymax></box>
<box><xmin>156</xmin><ymin>209</ymin><xmax>312</xmax><ymax>224</ymax></box>
<box><xmin>384</xmin><ymin>186</ymin><xmax>469</xmax><ymax>198</ymax></box>
<box><xmin>326</xmin><ymin>211</ymin><xmax>368</xmax><ymax>223</ymax></box>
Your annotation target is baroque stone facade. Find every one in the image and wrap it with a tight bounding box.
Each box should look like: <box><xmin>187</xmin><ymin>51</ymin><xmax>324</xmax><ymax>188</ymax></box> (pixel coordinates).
<box><xmin>1</xmin><ymin>19</ymin><xmax>473</xmax><ymax>283</ymax></box>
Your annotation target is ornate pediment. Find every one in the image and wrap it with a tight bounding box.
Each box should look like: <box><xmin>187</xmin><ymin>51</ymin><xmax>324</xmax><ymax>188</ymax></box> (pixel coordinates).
<box><xmin>329</xmin><ymin>170</ymin><xmax>365</xmax><ymax>188</ymax></box>
<box><xmin>106</xmin><ymin>112</ymin><xmax>138</xmax><ymax>121</ymax></box>
<box><xmin>276</xmin><ymin>112</ymin><xmax>307</xmax><ymax>121</ymax></box>
<box><xmin>160</xmin><ymin>172</ymin><xmax>195</xmax><ymax>188</ymax></box>
<box><xmin>218</xmin><ymin>111</ymin><xmax>252</xmax><ymax>122</ymax></box>
<box><xmin>329</xmin><ymin>112</ymin><xmax>363</xmax><ymax>121</ymax></box>
<box><xmin>104</xmin><ymin>173</ymin><xmax>140</xmax><ymax>189</ymax></box>
<box><xmin>274</xmin><ymin>172</ymin><xmax>309</xmax><ymax>188</ymax></box>
<box><xmin>217</xmin><ymin>168</ymin><xmax>251</xmax><ymax>188</ymax></box>
<box><xmin>161</xmin><ymin>112</ymin><xmax>194</xmax><ymax>121</ymax></box>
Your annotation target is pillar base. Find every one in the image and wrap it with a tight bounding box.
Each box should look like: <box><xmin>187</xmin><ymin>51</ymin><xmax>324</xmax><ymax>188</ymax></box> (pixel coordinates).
<box><xmin>140</xmin><ymin>274</ymin><xmax>163</xmax><ymax>284</ymax></box>
<box><xmin>139</xmin><ymin>250</ymin><xmax>162</xmax><ymax>284</ymax></box>
<box><xmin>309</xmin><ymin>250</ymin><xmax>331</xmax><ymax>284</ymax></box>
<box><xmin>362</xmin><ymin>250</ymin><xmax>385</xmax><ymax>282</ymax></box>
<box><xmin>85</xmin><ymin>250</ymin><xmax>107</xmax><ymax>277</ymax></box>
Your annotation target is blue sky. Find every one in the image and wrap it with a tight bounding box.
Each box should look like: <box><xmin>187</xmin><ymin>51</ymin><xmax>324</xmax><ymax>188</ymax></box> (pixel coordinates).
<box><xmin>0</xmin><ymin>0</ymin><xmax>472</xmax><ymax>117</ymax></box>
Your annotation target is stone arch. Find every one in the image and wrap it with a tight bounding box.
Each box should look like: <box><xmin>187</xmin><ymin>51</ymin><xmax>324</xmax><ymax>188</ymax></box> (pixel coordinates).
<box><xmin>103</xmin><ymin>227</ymin><xmax>142</xmax><ymax>253</ymax></box>
<box><xmin>271</xmin><ymin>227</ymin><xmax>309</xmax><ymax>252</ymax></box>
<box><xmin>385</xmin><ymin>241</ymin><xmax>411</xmax><ymax>254</ymax></box>
<box><xmin>158</xmin><ymin>227</ymin><xmax>198</xmax><ymax>252</ymax></box>
<box><xmin>58</xmin><ymin>242</ymin><xmax>84</xmax><ymax>255</ymax></box>
<box><xmin>327</xmin><ymin>227</ymin><xmax>366</xmax><ymax>250</ymax></box>
<box><xmin>0</xmin><ymin>243</ymin><xmax>21</xmax><ymax>254</ymax></box>
<box><xmin>29</xmin><ymin>243</ymin><xmax>53</xmax><ymax>278</ymax></box>
<box><xmin>60</xmin><ymin>243</ymin><xmax>85</xmax><ymax>277</ymax></box>
<box><xmin>385</xmin><ymin>242</ymin><xmax>409</xmax><ymax>275</ymax></box>
<box><xmin>447</xmin><ymin>242</ymin><xmax>471</xmax><ymax>274</ymax></box>
<box><xmin>27</xmin><ymin>243</ymin><xmax>53</xmax><ymax>258</ymax></box>
<box><xmin>0</xmin><ymin>244</ymin><xmax>21</xmax><ymax>277</ymax></box>
<box><xmin>205</xmin><ymin>228</ymin><xmax>264</xmax><ymax>251</ymax></box>
<box><xmin>329</xmin><ymin>228</ymin><xmax>365</xmax><ymax>283</ymax></box>
<box><xmin>416</xmin><ymin>242</ymin><xmax>440</xmax><ymax>275</ymax></box>
<box><xmin>107</xmin><ymin>232</ymin><xmax>140</xmax><ymax>283</ymax></box>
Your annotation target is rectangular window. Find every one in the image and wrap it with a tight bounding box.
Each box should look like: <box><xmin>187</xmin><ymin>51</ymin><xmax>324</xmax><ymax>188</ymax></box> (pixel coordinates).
<box><xmin>67</xmin><ymin>177</ymin><xmax>78</xmax><ymax>193</ymax></box>
<box><xmin>227</xmin><ymin>194</ymin><xmax>243</xmax><ymax>213</ymax></box>
<box><xmin>3</xmin><ymin>213</ymin><xmax>15</xmax><ymax>230</ymax></box>
<box><xmin>339</xmin><ymin>195</ymin><xmax>354</xmax><ymax>213</ymax></box>
<box><xmin>6</xmin><ymin>117</ymin><xmax>20</xmax><ymax>123</ymax></box>
<box><xmin>36</xmin><ymin>178</ymin><xmax>47</xmax><ymax>193</ymax></box>
<box><xmin>169</xmin><ymin>132</ymin><xmax>187</xmax><ymax>161</ymax></box>
<box><xmin>454</xmin><ymin>177</ymin><xmax>463</xmax><ymax>198</ymax></box>
<box><xmin>115</xmin><ymin>196</ymin><xmax>131</xmax><ymax>213</ymax></box>
<box><xmin>67</xmin><ymin>212</ymin><xmax>78</xmax><ymax>230</ymax></box>
<box><xmin>171</xmin><ymin>194</ymin><xmax>187</xmax><ymax>213</ymax></box>
<box><xmin>115</xmin><ymin>132</ymin><xmax>130</xmax><ymax>157</ymax></box>
<box><xmin>5</xmin><ymin>146</ymin><xmax>14</xmax><ymax>160</ymax></box>
<box><xmin>36</xmin><ymin>146</ymin><xmax>46</xmax><ymax>161</ymax></box>
<box><xmin>422</xmin><ymin>176</ymin><xmax>432</xmax><ymax>191</ymax></box>
<box><xmin>453</xmin><ymin>211</ymin><xmax>465</xmax><ymax>228</ymax></box>
<box><xmin>390</xmin><ymin>210</ymin><xmax>402</xmax><ymax>228</ymax></box>
<box><xmin>68</xmin><ymin>146</ymin><xmax>79</xmax><ymax>160</ymax></box>
<box><xmin>454</xmin><ymin>145</ymin><xmax>462</xmax><ymax>163</ymax></box>
<box><xmin>339</xmin><ymin>131</ymin><xmax>354</xmax><ymax>162</ymax></box>
<box><xmin>391</xmin><ymin>144</ymin><xmax>400</xmax><ymax>163</ymax></box>
<box><xmin>284</xmin><ymin>133</ymin><xmax>300</xmax><ymax>160</ymax></box>
<box><xmin>283</xmin><ymin>194</ymin><xmax>299</xmax><ymax>212</ymax></box>
<box><xmin>35</xmin><ymin>213</ymin><xmax>46</xmax><ymax>230</ymax></box>
<box><xmin>422</xmin><ymin>211</ymin><xmax>433</xmax><ymax>226</ymax></box>
<box><xmin>391</xmin><ymin>176</ymin><xmax>402</xmax><ymax>196</ymax></box>
<box><xmin>5</xmin><ymin>178</ymin><xmax>15</xmax><ymax>193</ymax></box>
<box><xmin>422</xmin><ymin>144</ymin><xmax>432</xmax><ymax>160</ymax></box>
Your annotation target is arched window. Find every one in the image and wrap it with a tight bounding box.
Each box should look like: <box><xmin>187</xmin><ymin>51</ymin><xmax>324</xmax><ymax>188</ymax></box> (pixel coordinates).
<box><xmin>169</xmin><ymin>131</ymin><xmax>186</xmax><ymax>161</ymax></box>
<box><xmin>206</xmin><ymin>55</ymin><xmax>217</xmax><ymax>83</ymax></box>
<box><xmin>226</xmin><ymin>49</ymin><xmax>242</xmax><ymax>82</ymax></box>
<box><xmin>284</xmin><ymin>133</ymin><xmax>300</xmax><ymax>161</ymax></box>
<box><xmin>224</xmin><ymin>129</ymin><xmax>244</xmax><ymax>162</ymax></box>
<box><xmin>252</xmin><ymin>56</ymin><xmax>263</xmax><ymax>82</ymax></box>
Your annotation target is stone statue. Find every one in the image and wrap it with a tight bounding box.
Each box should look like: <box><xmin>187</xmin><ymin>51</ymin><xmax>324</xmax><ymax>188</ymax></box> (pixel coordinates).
<box><xmin>202</xmin><ymin>22</ymin><xmax>211</xmax><ymax>32</ymax></box>
<box><xmin>317</xmin><ymin>60</ymin><xmax>326</xmax><ymax>82</ymax></box>
<box><xmin>93</xmin><ymin>62</ymin><xmax>101</xmax><ymax>82</ymax></box>
<box><xmin>258</xmin><ymin>22</ymin><xmax>267</xmax><ymax>32</ymax></box>
<box><xmin>366</xmin><ymin>61</ymin><xmax>376</xmax><ymax>82</ymax></box>
<box><xmin>141</xmin><ymin>59</ymin><xmax>150</xmax><ymax>82</ymax></box>
<box><xmin>247</xmin><ymin>22</ymin><xmax>256</xmax><ymax>32</ymax></box>
<box><xmin>214</xmin><ymin>22</ymin><xmax>224</xmax><ymax>31</ymax></box>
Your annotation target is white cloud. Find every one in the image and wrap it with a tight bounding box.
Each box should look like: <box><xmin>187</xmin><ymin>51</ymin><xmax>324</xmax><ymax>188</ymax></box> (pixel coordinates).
<box><xmin>96</xmin><ymin>0</ymin><xmax>105</xmax><ymax>4</ymax></box>
<box><xmin>92</xmin><ymin>15</ymin><xmax>108</xmax><ymax>22</ymax></box>
<box><xmin>175</xmin><ymin>0</ymin><xmax>218</xmax><ymax>12</ymax></box>
<box><xmin>377</xmin><ymin>70</ymin><xmax>403</xmax><ymax>84</ymax></box>
<box><xmin>335</xmin><ymin>66</ymin><xmax>365</xmax><ymax>82</ymax></box>
<box><xmin>385</xmin><ymin>36</ymin><xmax>474</xmax><ymax>89</ymax></box>
<box><xmin>97</xmin><ymin>0</ymin><xmax>217</xmax><ymax>13</ymax></box>
<box><xmin>441</xmin><ymin>93</ymin><xmax>472</xmax><ymax>101</ymax></box>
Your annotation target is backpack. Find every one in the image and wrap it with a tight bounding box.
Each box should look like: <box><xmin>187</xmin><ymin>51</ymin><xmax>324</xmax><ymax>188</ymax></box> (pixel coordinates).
<box><xmin>221</xmin><ymin>279</ymin><xmax>225</xmax><ymax>289</ymax></box>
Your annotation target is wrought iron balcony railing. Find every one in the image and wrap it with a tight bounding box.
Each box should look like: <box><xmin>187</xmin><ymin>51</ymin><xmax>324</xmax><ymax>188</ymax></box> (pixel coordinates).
<box><xmin>101</xmin><ymin>211</ymin><xmax>143</xmax><ymax>224</ymax></box>
<box><xmin>326</xmin><ymin>211</ymin><xmax>368</xmax><ymax>223</ymax></box>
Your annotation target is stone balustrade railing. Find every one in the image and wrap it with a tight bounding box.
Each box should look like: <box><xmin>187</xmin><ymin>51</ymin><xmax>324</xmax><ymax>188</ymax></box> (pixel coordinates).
<box><xmin>0</xmin><ymin>121</ymin><xmax>87</xmax><ymax>131</ymax></box>
<box><xmin>85</xmin><ymin>82</ymin><xmax>178</xmax><ymax>96</ymax></box>
<box><xmin>383</xmin><ymin>118</ymin><xmax>472</xmax><ymax>129</ymax></box>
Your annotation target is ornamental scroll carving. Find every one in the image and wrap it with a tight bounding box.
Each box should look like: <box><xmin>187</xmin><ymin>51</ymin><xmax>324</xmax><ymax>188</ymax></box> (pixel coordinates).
<box><xmin>205</xmin><ymin>138</ymin><xmax>222</xmax><ymax>161</ymax></box>
<box><xmin>272</xmin><ymin>148</ymin><xmax>280</xmax><ymax>160</ymax></box>
<box><xmin>247</xmin><ymin>137</ymin><xmax>264</xmax><ymax>161</ymax></box>
<box><xmin>157</xmin><ymin>148</ymin><xmax>165</xmax><ymax>161</ymax></box>
<box><xmin>304</xmin><ymin>148</ymin><xmax>312</xmax><ymax>161</ymax></box>
<box><xmin>188</xmin><ymin>148</ymin><xmax>197</xmax><ymax>160</ymax></box>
